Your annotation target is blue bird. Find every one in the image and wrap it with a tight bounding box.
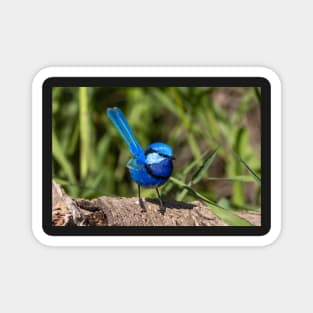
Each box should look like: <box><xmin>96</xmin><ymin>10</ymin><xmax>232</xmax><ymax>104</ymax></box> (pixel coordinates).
<box><xmin>107</xmin><ymin>107</ymin><xmax>175</xmax><ymax>213</ymax></box>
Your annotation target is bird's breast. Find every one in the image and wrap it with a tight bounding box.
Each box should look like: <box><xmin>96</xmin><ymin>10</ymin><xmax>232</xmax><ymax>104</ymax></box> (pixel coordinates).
<box><xmin>145</xmin><ymin>158</ymin><xmax>173</xmax><ymax>179</ymax></box>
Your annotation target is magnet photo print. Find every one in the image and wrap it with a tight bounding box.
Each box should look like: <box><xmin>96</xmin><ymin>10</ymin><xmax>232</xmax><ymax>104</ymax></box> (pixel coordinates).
<box><xmin>32</xmin><ymin>67</ymin><xmax>281</xmax><ymax>246</ymax></box>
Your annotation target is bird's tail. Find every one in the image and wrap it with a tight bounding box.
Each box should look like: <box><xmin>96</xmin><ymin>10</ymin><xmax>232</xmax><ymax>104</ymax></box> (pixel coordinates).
<box><xmin>107</xmin><ymin>107</ymin><xmax>144</xmax><ymax>156</ymax></box>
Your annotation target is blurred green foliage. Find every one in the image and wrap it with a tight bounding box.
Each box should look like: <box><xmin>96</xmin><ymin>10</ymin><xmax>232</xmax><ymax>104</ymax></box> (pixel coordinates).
<box><xmin>52</xmin><ymin>86</ymin><xmax>261</xmax><ymax>225</ymax></box>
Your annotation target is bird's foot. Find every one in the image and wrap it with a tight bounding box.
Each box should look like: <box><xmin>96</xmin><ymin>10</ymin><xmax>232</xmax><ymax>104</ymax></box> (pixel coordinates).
<box><xmin>155</xmin><ymin>187</ymin><xmax>166</xmax><ymax>215</ymax></box>
<box><xmin>138</xmin><ymin>197</ymin><xmax>147</xmax><ymax>213</ymax></box>
<box><xmin>159</xmin><ymin>205</ymin><xmax>166</xmax><ymax>215</ymax></box>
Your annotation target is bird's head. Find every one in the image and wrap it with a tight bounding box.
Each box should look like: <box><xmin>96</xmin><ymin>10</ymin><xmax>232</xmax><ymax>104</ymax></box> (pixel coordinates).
<box><xmin>146</xmin><ymin>142</ymin><xmax>175</xmax><ymax>160</ymax></box>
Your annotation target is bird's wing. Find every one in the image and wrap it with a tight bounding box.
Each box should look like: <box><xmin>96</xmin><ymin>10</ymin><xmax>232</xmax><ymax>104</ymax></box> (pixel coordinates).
<box><xmin>126</xmin><ymin>158</ymin><xmax>144</xmax><ymax>170</ymax></box>
<box><xmin>107</xmin><ymin>107</ymin><xmax>144</xmax><ymax>156</ymax></box>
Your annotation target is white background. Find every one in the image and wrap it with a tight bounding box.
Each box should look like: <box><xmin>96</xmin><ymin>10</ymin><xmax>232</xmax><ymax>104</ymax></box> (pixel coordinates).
<box><xmin>0</xmin><ymin>0</ymin><xmax>310</xmax><ymax>312</ymax></box>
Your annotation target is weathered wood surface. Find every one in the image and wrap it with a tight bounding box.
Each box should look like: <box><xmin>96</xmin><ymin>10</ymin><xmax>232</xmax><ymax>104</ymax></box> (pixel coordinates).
<box><xmin>52</xmin><ymin>180</ymin><xmax>260</xmax><ymax>226</ymax></box>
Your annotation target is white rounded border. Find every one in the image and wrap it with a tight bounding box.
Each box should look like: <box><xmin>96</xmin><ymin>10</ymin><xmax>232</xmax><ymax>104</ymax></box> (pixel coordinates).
<box><xmin>32</xmin><ymin>66</ymin><xmax>281</xmax><ymax>247</ymax></box>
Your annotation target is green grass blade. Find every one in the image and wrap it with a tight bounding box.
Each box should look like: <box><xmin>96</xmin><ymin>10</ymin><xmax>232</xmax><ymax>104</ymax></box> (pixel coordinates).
<box><xmin>79</xmin><ymin>87</ymin><xmax>90</xmax><ymax>180</ymax></box>
<box><xmin>207</xmin><ymin>175</ymin><xmax>255</xmax><ymax>182</ymax></box>
<box><xmin>191</xmin><ymin>146</ymin><xmax>220</xmax><ymax>184</ymax></box>
<box><xmin>52</xmin><ymin>129</ymin><xmax>76</xmax><ymax>184</ymax></box>
<box><xmin>210</xmin><ymin>206</ymin><xmax>253</xmax><ymax>226</ymax></box>
<box><xmin>217</xmin><ymin>198</ymin><xmax>231</xmax><ymax>210</ymax></box>
<box><xmin>176</xmin><ymin>183</ymin><xmax>191</xmax><ymax>202</ymax></box>
<box><xmin>182</xmin><ymin>148</ymin><xmax>211</xmax><ymax>176</ymax></box>
<box><xmin>232</xmin><ymin>128</ymin><xmax>246</xmax><ymax>205</ymax></box>
<box><xmin>232</xmin><ymin>151</ymin><xmax>261</xmax><ymax>183</ymax></box>
<box><xmin>170</xmin><ymin>177</ymin><xmax>254</xmax><ymax>226</ymax></box>
<box><xmin>53</xmin><ymin>177</ymin><xmax>73</xmax><ymax>186</ymax></box>
<box><xmin>176</xmin><ymin>148</ymin><xmax>214</xmax><ymax>201</ymax></box>
<box><xmin>68</xmin><ymin>120</ymin><xmax>80</xmax><ymax>156</ymax></box>
<box><xmin>82</xmin><ymin>170</ymin><xmax>105</xmax><ymax>198</ymax></box>
<box><xmin>186</xmin><ymin>133</ymin><xmax>202</xmax><ymax>164</ymax></box>
<box><xmin>53</xmin><ymin>178</ymin><xmax>106</xmax><ymax>196</ymax></box>
<box><xmin>149</xmin><ymin>88</ymin><xmax>178</xmax><ymax>116</ymax></box>
<box><xmin>231</xmin><ymin>202</ymin><xmax>261</xmax><ymax>212</ymax></box>
<box><xmin>254</xmin><ymin>87</ymin><xmax>261</xmax><ymax>103</ymax></box>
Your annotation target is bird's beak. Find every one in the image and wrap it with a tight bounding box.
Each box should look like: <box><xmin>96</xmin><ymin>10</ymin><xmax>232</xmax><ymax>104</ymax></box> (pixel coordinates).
<box><xmin>171</xmin><ymin>156</ymin><xmax>176</xmax><ymax>160</ymax></box>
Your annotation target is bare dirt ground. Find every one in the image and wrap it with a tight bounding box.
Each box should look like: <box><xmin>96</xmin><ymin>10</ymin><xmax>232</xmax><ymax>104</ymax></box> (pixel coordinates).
<box><xmin>52</xmin><ymin>181</ymin><xmax>260</xmax><ymax>227</ymax></box>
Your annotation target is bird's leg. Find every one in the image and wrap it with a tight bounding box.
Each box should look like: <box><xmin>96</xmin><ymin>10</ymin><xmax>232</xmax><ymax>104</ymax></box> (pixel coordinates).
<box><xmin>138</xmin><ymin>184</ymin><xmax>146</xmax><ymax>212</ymax></box>
<box><xmin>156</xmin><ymin>187</ymin><xmax>166</xmax><ymax>215</ymax></box>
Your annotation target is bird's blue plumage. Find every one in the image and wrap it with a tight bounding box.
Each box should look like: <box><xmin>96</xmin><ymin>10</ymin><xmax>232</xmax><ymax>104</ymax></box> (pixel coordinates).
<box><xmin>107</xmin><ymin>107</ymin><xmax>174</xmax><ymax>189</ymax></box>
<box><xmin>107</xmin><ymin>107</ymin><xmax>144</xmax><ymax>157</ymax></box>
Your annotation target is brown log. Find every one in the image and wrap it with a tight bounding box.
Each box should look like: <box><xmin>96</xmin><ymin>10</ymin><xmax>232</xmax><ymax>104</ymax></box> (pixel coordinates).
<box><xmin>52</xmin><ymin>180</ymin><xmax>260</xmax><ymax>226</ymax></box>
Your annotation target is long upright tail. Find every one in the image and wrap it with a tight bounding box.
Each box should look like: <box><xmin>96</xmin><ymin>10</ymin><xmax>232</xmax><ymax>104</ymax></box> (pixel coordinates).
<box><xmin>107</xmin><ymin>107</ymin><xmax>144</xmax><ymax>156</ymax></box>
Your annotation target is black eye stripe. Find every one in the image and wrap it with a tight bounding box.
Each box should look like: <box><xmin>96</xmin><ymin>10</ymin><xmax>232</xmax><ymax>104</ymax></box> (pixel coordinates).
<box><xmin>144</xmin><ymin>148</ymin><xmax>156</xmax><ymax>156</ymax></box>
<box><xmin>158</xmin><ymin>152</ymin><xmax>170</xmax><ymax>158</ymax></box>
<box><xmin>145</xmin><ymin>148</ymin><xmax>171</xmax><ymax>158</ymax></box>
